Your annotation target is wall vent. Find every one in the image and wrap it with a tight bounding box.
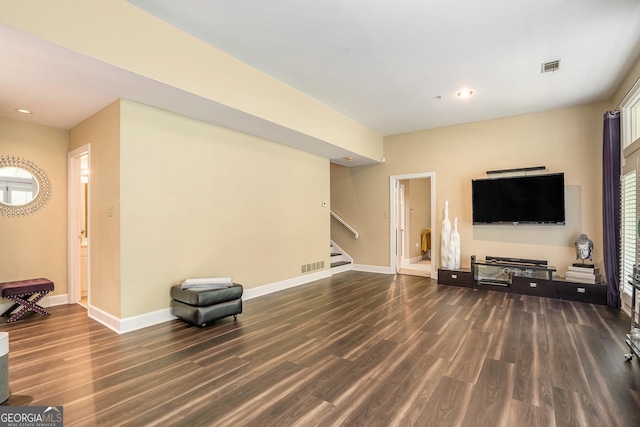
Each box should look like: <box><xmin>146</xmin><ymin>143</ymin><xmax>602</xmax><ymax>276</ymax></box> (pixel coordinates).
<box><xmin>541</xmin><ymin>60</ymin><xmax>560</xmax><ymax>73</ymax></box>
<box><xmin>301</xmin><ymin>260</ymin><xmax>325</xmax><ymax>273</ymax></box>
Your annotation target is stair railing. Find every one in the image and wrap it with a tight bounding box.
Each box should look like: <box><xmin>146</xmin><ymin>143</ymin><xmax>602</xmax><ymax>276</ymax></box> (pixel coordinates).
<box><xmin>330</xmin><ymin>210</ymin><xmax>359</xmax><ymax>239</ymax></box>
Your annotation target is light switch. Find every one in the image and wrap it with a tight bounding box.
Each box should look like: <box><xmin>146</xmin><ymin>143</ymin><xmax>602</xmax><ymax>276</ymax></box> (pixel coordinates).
<box><xmin>107</xmin><ymin>204</ymin><xmax>113</xmax><ymax>217</ymax></box>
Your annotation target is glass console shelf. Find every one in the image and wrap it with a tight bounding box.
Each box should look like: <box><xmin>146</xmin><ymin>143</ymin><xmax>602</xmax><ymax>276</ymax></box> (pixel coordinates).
<box><xmin>471</xmin><ymin>255</ymin><xmax>556</xmax><ymax>286</ymax></box>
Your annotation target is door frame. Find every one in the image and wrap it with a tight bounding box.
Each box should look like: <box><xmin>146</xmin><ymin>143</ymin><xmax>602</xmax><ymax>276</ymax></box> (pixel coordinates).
<box><xmin>398</xmin><ymin>183</ymin><xmax>406</xmax><ymax>270</ymax></box>
<box><xmin>68</xmin><ymin>144</ymin><xmax>90</xmax><ymax>305</ymax></box>
<box><xmin>389</xmin><ymin>172</ymin><xmax>436</xmax><ymax>275</ymax></box>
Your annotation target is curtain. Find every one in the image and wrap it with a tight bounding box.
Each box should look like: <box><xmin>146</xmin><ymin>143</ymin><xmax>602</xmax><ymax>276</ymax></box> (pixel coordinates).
<box><xmin>603</xmin><ymin>111</ymin><xmax>621</xmax><ymax>308</ymax></box>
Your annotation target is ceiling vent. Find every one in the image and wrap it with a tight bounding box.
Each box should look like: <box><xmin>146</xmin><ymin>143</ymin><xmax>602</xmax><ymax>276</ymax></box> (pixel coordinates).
<box><xmin>541</xmin><ymin>60</ymin><xmax>560</xmax><ymax>73</ymax></box>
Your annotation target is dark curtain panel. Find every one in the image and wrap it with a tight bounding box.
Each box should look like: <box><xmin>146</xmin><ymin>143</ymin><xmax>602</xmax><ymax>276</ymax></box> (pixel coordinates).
<box><xmin>603</xmin><ymin>111</ymin><xmax>621</xmax><ymax>308</ymax></box>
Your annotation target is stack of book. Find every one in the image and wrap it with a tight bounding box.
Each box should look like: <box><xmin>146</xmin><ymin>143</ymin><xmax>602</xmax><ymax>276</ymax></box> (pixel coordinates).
<box><xmin>565</xmin><ymin>265</ymin><xmax>602</xmax><ymax>284</ymax></box>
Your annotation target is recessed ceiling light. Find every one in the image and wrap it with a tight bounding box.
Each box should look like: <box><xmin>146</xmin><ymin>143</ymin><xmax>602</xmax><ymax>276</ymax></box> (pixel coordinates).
<box><xmin>457</xmin><ymin>89</ymin><xmax>474</xmax><ymax>98</ymax></box>
<box><xmin>15</xmin><ymin>108</ymin><xmax>32</xmax><ymax>114</ymax></box>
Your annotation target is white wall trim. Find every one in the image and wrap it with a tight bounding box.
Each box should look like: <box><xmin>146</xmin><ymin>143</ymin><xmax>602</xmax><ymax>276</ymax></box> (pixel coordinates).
<box><xmin>87</xmin><ymin>305</ymin><xmax>176</xmax><ymax>335</ymax></box>
<box><xmin>243</xmin><ymin>269</ymin><xmax>332</xmax><ymax>300</ymax></box>
<box><xmin>404</xmin><ymin>256</ymin><xmax>423</xmax><ymax>265</ymax></box>
<box><xmin>330</xmin><ymin>263</ymin><xmax>353</xmax><ymax>274</ymax></box>
<box><xmin>87</xmin><ymin>305</ymin><xmax>122</xmax><ymax>334</ymax></box>
<box><xmin>119</xmin><ymin>308</ymin><xmax>176</xmax><ymax>334</ymax></box>
<box><xmin>352</xmin><ymin>264</ymin><xmax>393</xmax><ymax>274</ymax></box>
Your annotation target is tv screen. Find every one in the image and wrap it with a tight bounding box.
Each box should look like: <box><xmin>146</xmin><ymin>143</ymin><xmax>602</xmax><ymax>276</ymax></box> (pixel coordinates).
<box><xmin>472</xmin><ymin>173</ymin><xmax>565</xmax><ymax>225</ymax></box>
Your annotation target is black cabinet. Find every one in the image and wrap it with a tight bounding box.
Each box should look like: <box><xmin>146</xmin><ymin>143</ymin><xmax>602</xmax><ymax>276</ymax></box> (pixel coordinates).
<box><xmin>555</xmin><ymin>281</ymin><xmax>607</xmax><ymax>305</ymax></box>
<box><xmin>437</xmin><ymin>268</ymin><xmax>473</xmax><ymax>288</ymax></box>
<box><xmin>511</xmin><ymin>277</ymin><xmax>558</xmax><ymax>299</ymax></box>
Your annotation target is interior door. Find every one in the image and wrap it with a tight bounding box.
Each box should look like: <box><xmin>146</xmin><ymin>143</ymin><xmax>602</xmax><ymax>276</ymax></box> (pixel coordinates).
<box><xmin>68</xmin><ymin>146</ymin><xmax>89</xmax><ymax>307</ymax></box>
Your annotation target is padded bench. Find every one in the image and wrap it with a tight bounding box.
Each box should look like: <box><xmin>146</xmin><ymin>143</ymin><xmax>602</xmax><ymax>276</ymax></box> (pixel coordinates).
<box><xmin>170</xmin><ymin>283</ymin><xmax>243</xmax><ymax>327</ymax></box>
<box><xmin>0</xmin><ymin>278</ymin><xmax>54</xmax><ymax>323</ymax></box>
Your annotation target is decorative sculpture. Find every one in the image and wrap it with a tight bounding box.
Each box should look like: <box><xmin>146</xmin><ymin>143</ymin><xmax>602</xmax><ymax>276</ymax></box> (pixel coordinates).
<box><xmin>441</xmin><ymin>200</ymin><xmax>451</xmax><ymax>268</ymax></box>
<box><xmin>450</xmin><ymin>217</ymin><xmax>460</xmax><ymax>269</ymax></box>
<box><xmin>574</xmin><ymin>233</ymin><xmax>594</xmax><ymax>264</ymax></box>
<box><xmin>440</xmin><ymin>201</ymin><xmax>461</xmax><ymax>269</ymax></box>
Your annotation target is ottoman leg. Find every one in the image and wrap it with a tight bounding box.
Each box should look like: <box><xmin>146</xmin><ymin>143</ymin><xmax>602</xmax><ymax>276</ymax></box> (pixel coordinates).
<box><xmin>4</xmin><ymin>291</ymin><xmax>51</xmax><ymax>323</ymax></box>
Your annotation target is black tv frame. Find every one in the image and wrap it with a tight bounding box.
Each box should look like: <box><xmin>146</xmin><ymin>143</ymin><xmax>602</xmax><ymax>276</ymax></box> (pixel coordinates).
<box><xmin>471</xmin><ymin>173</ymin><xmax>565</xmax><ymax>225</ymax></box>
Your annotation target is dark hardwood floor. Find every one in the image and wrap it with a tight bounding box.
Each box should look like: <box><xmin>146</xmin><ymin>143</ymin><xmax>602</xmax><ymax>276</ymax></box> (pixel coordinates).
<box><xmin>1</xmin><ymin>271</ymin><xmax>639</xmax><ymax>426</ymax></box>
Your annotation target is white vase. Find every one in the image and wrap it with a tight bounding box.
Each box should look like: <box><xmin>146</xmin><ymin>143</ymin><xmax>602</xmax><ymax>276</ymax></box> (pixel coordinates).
<box><xmin>441</xmin><ymin>200</ymin><xmax>451</xmax><ymax>268</ymax></box>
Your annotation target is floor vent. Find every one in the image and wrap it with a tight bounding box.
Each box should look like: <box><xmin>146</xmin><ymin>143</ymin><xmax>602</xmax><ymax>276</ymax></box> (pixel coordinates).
<box><xmin>302</xmin><ymin>261</ymin><xmax>325</xmax><ymax>273</ymax></box>
<box><xmin>541</xmin><ymin>60</ymin><xmax>560</xmax><ymax>73</ymax></box>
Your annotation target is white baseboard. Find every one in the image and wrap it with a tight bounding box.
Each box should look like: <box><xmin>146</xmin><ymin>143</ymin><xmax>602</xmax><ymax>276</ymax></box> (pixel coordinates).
<box><xmin>87</xmin><ymin>305</ymin><xmax>176</xmax><ymax>335</ymax></box>
<box><xmin>352</xmin><ymin>264</ymin><xmax>393</xmax><ymax>274</ymax></box>
<box><xmin>87</xmin><ymin>305</ymin><xmax>121</xmax><ymax>334</ymax></box>
<box><xmin>243</xmin><ymin>269</ymin><xmax>332</xmax><ymax>300</ymax></box>
<box><xmin>119</xmin><ymin>308</ymin><xmax>175</xmax><ymax>334</ymax></box>
<box><xmin>44</xmin><ymin>293</ymin><xmax>69</xmax><ymax>307</ymax></box>
<box><xmin>402</xmin><ymin>256</ymin><xmax>423</xmax><ymax>265</ymax></box>
<box><xmin>330</xmin><ymin>263</ymin><xmax>353</xmax><ymax>274</ymax></box>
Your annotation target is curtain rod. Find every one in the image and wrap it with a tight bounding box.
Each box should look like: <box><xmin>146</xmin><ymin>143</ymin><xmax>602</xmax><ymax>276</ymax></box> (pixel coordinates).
<box><xmin>615</xmin><ymin>73</ymin><xmax>640</xmax><ymax>112</ymax></box>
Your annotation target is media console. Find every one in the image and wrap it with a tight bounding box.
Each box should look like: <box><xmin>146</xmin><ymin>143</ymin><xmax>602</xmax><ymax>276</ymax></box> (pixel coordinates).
<box><xmin>472</xmin><ymin>255</ymin><xmax>556</xmax><ymax>286</ymax></box>
<box><xmin>437</xmin><ymin>255</ymin><xmax>606</xmax><ymax>305</ymax></box>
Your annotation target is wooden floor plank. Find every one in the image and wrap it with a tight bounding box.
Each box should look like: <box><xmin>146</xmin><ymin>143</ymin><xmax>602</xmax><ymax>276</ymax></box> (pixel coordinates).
<box><xmin>545</xmin><ymin>306</ymin><xmax>592</xmax><ymax>395</ymax></box>
<box><xmin>509</xmin><ymin>399</ymin><xmax>556</xmax><ymax>427</ymax></box>
<box><xmin>0</xmin><ymin>271</ymin><xmax>637</xmax><ymax>426</ymax></box>
<box><xmin>417</xmin><ymin>375</ymin><xmax>474</xmax><ymax>426</ymax></box>
<box><xmin>513</xmin><ymin>310</ymin><xmax>554</xmax><ymax>410</ymax></box>
<box><xmin>461</xmin><ymin>358</ymin><xmax>514</xmax><ymax>427</ymax></box>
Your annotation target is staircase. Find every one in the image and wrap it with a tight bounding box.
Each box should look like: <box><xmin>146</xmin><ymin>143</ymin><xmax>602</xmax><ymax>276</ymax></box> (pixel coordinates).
<box><xmin>330</xmin><ymin>241</ymin><xmax>353</xmax><ymax>274</ymax></box>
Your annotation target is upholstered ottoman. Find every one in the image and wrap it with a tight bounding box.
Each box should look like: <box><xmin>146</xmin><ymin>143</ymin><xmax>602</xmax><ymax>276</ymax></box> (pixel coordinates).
<box><xmin>170</xmin><ymin>284</ymin><xmax>243</xmax><ymax>327</ymax></box>
<box><xmin>0</xmin><ymin>278</ymin><xmax>54</xmax><ymax>323</ymax></box>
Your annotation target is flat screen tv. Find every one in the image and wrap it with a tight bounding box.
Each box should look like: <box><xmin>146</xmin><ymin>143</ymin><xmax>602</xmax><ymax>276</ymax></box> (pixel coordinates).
<box><xmin>472</xmin><ymin>173</ymin><xmax>565</xmax><ymax>225</ymax></box>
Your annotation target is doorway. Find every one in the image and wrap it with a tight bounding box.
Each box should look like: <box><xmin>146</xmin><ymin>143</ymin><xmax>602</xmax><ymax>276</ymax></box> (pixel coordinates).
<box><xmin>390</xmin><ymin>173</ymin><xmax>435</xmax><ymax>277</ymax></box>
<box><xmin>68</xmin><ymin>145</ymin><xmax>90</xmax><ymax>308</ymax></box>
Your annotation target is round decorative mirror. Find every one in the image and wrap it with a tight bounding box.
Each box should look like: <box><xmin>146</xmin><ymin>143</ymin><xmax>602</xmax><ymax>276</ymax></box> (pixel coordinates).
<box><xmin>0</xmin><ymin>156</ymin><xmax>51</xmax><ymax>217</ymax></box>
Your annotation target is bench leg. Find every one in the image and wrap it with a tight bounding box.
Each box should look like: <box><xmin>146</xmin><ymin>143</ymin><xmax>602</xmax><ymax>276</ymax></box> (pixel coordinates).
<box><xmin>0</xmin><ymin>302</ymin><xmax>21</xmax><ymax>318</ymax></box>
<box><xmin>2</xmin><ymin>291</ymin><xmax>51</xmax><ymax>323</ymax></box>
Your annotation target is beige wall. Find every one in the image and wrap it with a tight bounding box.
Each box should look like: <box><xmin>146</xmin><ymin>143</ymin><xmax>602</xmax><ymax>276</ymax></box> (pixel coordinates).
<box><xmin>332</xmin><ymin>101</ymin><xmax>607</xmax><ymax>275</ymax></box>
<box><xmin>119</xmin><ymin>100</ymin><xmax>329</xmax><ymax>317</ymax></box>
<box><xmin>0</xmin><ymin>0</ymin><xmax>382</xmax><ymax>162</ymax></box>
<box><xmin>0</xmin><ymin>118</ymin><xmax>68</xmax><ymax>293</ymax></box>
<box><xmin>69</xmin><ymin>101</ymin><xmax>121</xmax><ymax>316</ymax></box>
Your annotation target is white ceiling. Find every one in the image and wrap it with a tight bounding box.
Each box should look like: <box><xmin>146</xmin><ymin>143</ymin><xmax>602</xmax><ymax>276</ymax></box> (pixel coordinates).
<box><xmin>128</xmin><ymin>0</ymin><xmax>640</xmax><ymax>135</ymax></box>
<box><xmin>1</xmin><ymin>1</ymin><xmax>640</xmax><ymax>161</ymax></box>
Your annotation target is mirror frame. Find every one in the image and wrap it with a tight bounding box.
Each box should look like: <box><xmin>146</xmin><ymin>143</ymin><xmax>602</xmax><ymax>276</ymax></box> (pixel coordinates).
<box><xmin>0</xmin><ymin>156</ymin><xmax>51</xmax><ymax>217</ymax></box>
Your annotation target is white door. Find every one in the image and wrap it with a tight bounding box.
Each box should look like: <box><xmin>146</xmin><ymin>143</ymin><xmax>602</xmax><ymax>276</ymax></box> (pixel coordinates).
<box><xmin>397</xmin><ymin>183</ymin><xmax>406</xmax><ymax>272</ymax></box>
<box><xmin>390</xmin><ymin>172</ymin><xmax>436</xmax><ymax>275</ymax></box>
<box><xmin>68</xmin><ymin>146</ymin><xmax>90</xmax><ymax>307</ymax></box>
